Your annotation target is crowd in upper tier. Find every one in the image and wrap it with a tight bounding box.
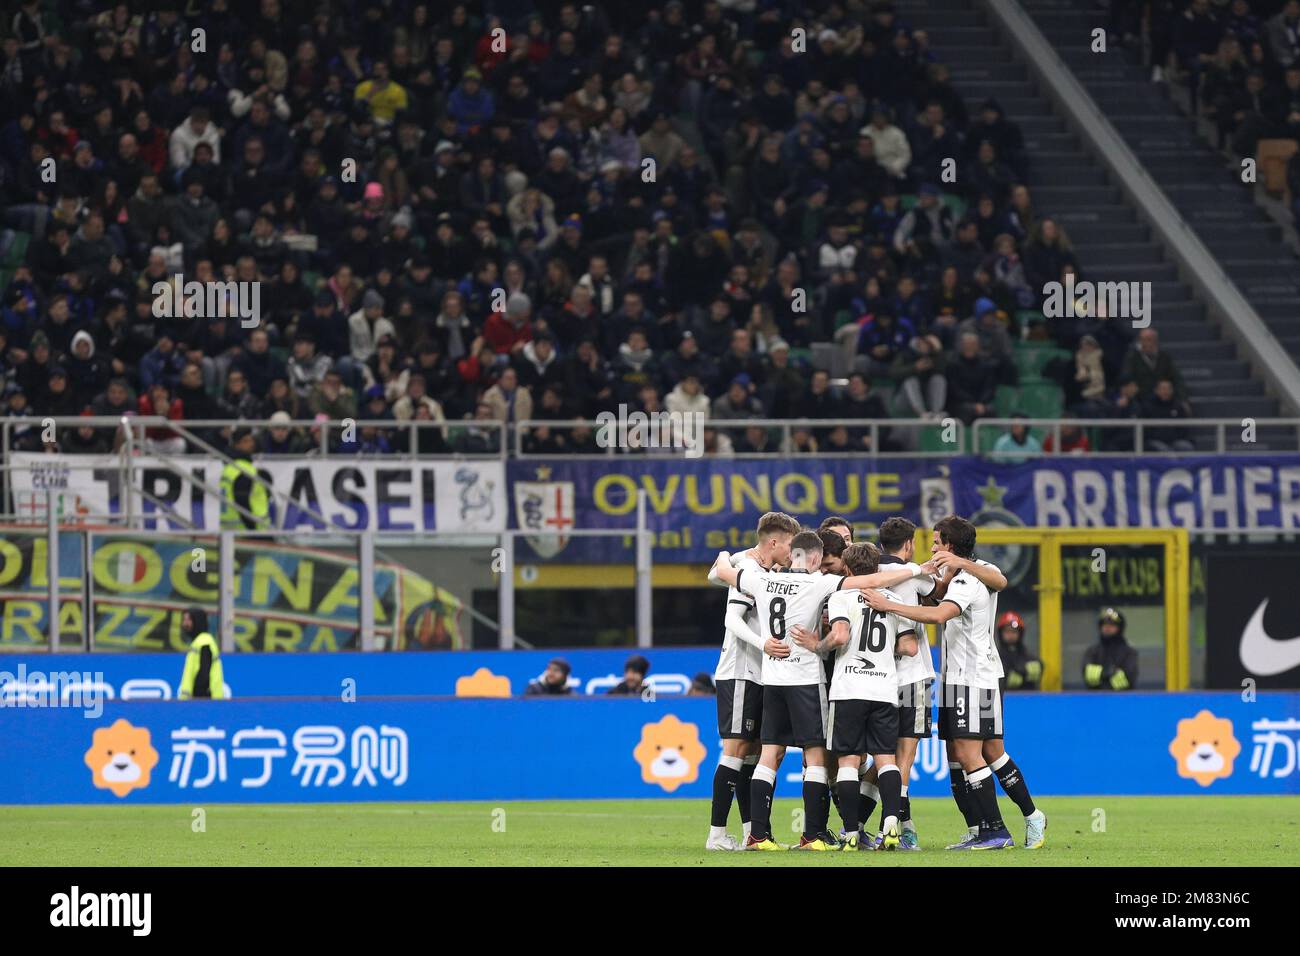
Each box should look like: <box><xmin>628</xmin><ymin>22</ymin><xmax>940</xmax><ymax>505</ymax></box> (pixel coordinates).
<box><xmin>0</xmin><ymin>1</ymin><xmax>1192</xmax><ymax>455</ymax></box>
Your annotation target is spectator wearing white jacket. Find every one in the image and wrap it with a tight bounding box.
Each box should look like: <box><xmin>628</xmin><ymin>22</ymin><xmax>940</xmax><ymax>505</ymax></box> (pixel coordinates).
<box><xmin>287</xmin><ymin>335</ymin><xmax>333</xmax><ymax>397</ymax></box>
<box><xmin>169</xmin><ymin>108</ymin><xmax>222</xmax><ymax>172</ymax></box>
<box><xmin>392</xmin><ymin>374</ymin><xmax>448</xmax><ymax>439</ymax></box>
<box><xmin>347</xmin><ymin>290</ymin><xmax>396</xmax><ymax>363</ymax></box>
<box><xmin>507</xmin><ymin>187</ymin><xmax>558</xmax><ymax>250</ymax></box>
<box><xmin>861</xmin><ymin>107</ymin><xmax>910</xmax><ymax>180</ymax></box>
<box><xmin>483</xmin><ymin>366</ymin><xmax>534</xmax><ymax>423</ymax></box>
<box><xmin>666</xmin><ymin>373</ymin><xmax>710</xmax><ymax>418</ymax></box>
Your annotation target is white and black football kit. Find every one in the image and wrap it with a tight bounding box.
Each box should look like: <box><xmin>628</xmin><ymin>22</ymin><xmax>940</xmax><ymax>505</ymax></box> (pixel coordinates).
<box><xmin>879</xmin><ymin>554</ymin><xmax>936</xmax><ymax>738</ymax></box>
<box><xmin>715</xmin><ymin>555</ymin><xmax>764</xmax><ymax>741</ymax></box>
<box><xmin>937</xmin><ymin>564</ymin><xmax>1004</xmax><ymax>741</ymax></box>
<box><xmin>826</xmin><ymin>587</ymin><xmax>915</xmax><ymax>755</ymax></box>
<box><xmin>734</xmin><ymin>566</ymin><xmax>846</xmax><ymax>748</ymax></box>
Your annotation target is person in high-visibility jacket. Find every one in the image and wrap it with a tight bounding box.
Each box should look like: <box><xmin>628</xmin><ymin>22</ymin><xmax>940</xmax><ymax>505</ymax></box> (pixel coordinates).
<box><xmin>1083</xmin><ymin>607</ymin><xmax>1139</xmax><ymax>691</ymax></box>
<box><xmin>179</xmin><ymin>606</ymin><xmax>225</xmax><ymax>700</ymax></box>
<box><xmin>220</xmin><ymin>428</ymin><xmax>270</xmax><ymax>530</ymax></box>
<box><xmin>994</xmin><ymin>611</ymin><xmax>1043</xmax><ymax>691</ymax></box>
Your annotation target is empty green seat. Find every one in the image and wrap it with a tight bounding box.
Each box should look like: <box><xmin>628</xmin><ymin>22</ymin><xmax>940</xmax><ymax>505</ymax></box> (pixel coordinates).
<box><xmin>3</xmin><ymin>231</ymin><xmax>30</xmax><ymax>267</ymax></box>
<box><xmin>1014</xmin><ymin>342</ymin><xmax>1071</xmax><ymax>380</ymax></box>
<box><xmin>994</xmin><ymin>384</ymin><xmax>1021</xmax><ymax>417</ymax></box>
<box><xmin>1017</xmin><ymin>382</ymin><xmax>1065</xmax><ymax>419</ymax></box>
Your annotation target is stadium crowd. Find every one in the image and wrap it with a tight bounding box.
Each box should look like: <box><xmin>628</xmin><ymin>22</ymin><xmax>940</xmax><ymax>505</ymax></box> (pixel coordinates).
<box><xmin>0</xmin><ymin>0</ymin><xmax>1192</xmax><ymax>456</ymax></box>
<box><xmin>1119</xmin><ymin>0</ymin><xmax>1300</xmax><ymax>224</ymax></box>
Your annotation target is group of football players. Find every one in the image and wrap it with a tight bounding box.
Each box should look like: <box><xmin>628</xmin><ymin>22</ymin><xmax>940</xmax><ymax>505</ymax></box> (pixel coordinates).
<box><xmin>705</xmin><ymin>512</ymin><xmax>1047</xmax><ymax>852</ymax></box>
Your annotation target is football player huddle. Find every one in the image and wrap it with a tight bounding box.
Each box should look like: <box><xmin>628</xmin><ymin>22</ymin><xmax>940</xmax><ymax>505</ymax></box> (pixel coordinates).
<box><xmin>706</xmin><ymin>512</ymin><xmax>1047</xmax><ymax>852</ymax></box>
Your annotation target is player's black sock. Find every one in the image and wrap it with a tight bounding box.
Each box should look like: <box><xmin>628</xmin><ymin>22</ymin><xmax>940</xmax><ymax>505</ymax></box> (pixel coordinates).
<box><xmin>899</xmin><ymin>786</ymin><xmax>911</xmax><ymax>824</ymax></box>
<box><xmin>710</xmin><ymin>755</ymin><xmax>743</xmax><ymax>827</ymax></box>
<box><xmin>990</xmin><ymin>752</ymin><xmax>1037</xmax><ymax>817</ymax></box>
<box><xmin>966</xmin><ymin>766</ymin><xmax>1005</xmax><ymax>833</ymax></box>
<box><xmin>802</xmin><ymin>765</ymin><xmax>829</xmax><ymax>839</ymax></box>
<box><xmin>835</xmin><ymin>768</ymin><xmax>859</xmax><ymax>834</ymax></box>
<box><xmin>951</xmin><ymin>764</ymin><xmax>972</xmax><ymax>827</ymax></box>
<box><xmin>877</xmin><ymin>764</ymin><xmax>902</xmax><ymax>824</ymax></box>
<box><xmin>949</xmin><ymin>762</ymin><xmax>979</xmax><ymax>828</ymax></box>
<box><xmin>858</xmin><ymin>779</ymin><xmax>879</xmax><ymax>832</ymax></box>
<box><xmin>737</xmin><ymin>755</ymin><xmax>757</xmax><ymax>824</ymax></box>
<box><xmin>749</xmin><ymin>764</ymin><xmax>776</xmax><ymax>841</ymax></box>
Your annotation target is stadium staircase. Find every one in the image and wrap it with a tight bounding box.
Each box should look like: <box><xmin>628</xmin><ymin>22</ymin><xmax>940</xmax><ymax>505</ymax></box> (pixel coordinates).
<box><xmin>897</xmin><ymin>0</ymin><xmax>1295</xmax><ymax>451</ymax></box>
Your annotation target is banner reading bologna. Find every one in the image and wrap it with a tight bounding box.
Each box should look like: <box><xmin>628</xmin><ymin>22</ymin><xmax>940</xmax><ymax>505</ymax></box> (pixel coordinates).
<box><xmin>0</xmin><ymin>536</ymin><xmax>464</xmax><ymax>652</ymax></box>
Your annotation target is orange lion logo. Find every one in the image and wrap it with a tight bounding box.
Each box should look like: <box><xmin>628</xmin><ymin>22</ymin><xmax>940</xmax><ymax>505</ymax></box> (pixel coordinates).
<box><xmin>1169</xmin><ymin>710</ymin><xmax>1240</xmax><ymax>787</ymax></box>
<box><xmin>455</xmin><ymin>667</ymin><xmax>511</xmax><ymax>698</ymax></box>
<box><xmin>633</xmin><ymin>714</ymin><xmax>707</xmax><ymax>792</ymax></box>
<box><xmin>84</xmin><ymin>718</ymin><xmax>159</xmax><ymax>797</ymax></box>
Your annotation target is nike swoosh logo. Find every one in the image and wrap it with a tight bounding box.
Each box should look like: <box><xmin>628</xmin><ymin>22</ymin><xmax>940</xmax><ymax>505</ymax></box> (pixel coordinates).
<box><xmin>1239</xmin><ymin>599</ymin><xmax>1300</xmax><ymax>676</ymax></box>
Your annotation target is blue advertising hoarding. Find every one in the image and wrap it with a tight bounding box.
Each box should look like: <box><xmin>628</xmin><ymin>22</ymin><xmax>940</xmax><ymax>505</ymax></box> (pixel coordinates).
<box><xmin>508</xmin><ymin>455</ymin><xmax>1300</xmax><ymax>562</ymax></box>
<box><xmin>0</xmin><ymin>648</ymin><xmax>739</xmax><ymax>699</ymax></box>
<box><xmin>1</xmin><ymin>691</ymin><xmax>1297</xmax><ymax>803</ymax></box>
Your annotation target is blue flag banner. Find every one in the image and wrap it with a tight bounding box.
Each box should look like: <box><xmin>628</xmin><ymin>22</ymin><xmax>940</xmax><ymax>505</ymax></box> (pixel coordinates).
<box><xmin>508</xmin><ymin>455</ymin><xmax>1300</xmax><ymax>562</ymax></box>
<box><xmin>508</xmin><ymin>457</ymin><xmax>952</xmax><ymax>563</ymax></box>
<box><xmin>949</xmin><ymin>454</ymin><xmax>1300</xmax><ymax>531</ymax></box>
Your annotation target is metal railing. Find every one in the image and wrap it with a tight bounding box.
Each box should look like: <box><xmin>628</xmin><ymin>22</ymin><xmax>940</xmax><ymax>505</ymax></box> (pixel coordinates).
<box><xmin>0</xmin><ymin>415</ymin><xmax>508</xmax><ymax>524</ymax></box>
<box><xmin>972</xmin><ymin>417</ymin><xmax>1300</xmax><ymax>457</ymax></box>
<box><xmin>3</xmin><ymin>412</ymin><xmax>1298</xmax><ymax>525</ymax></box>
<box><xmin>0</xmin><ymin>415</ymin><xmax>507</xmax><ymax>460</ymax></box>
<box><xmin>513</xmin><ymin>417</ymin><xmax>967</xmax><ymax>458</ymax></box>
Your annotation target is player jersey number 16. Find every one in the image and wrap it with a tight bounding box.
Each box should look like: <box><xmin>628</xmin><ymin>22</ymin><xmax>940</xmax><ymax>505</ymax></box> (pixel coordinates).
<box><xmin>860</xmin><ymin>609</ymin><xmax>887</xmax><ymax>653</ymax></box>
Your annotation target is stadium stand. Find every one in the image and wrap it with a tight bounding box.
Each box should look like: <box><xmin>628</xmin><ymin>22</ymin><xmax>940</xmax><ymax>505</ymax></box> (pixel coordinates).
<box><xmin>0</xmin><ymin>0</ymin><xmax>1296</xmax><ymax>466</ymax></box>
<box><xmin>0</xmin><ymin>0</ymin><xmax>1089</xmax><ymax>460</ymax></box>
<box><xmin>1020</xmin><ymin>0</ymin><xmax>1299</xmax><ymax>433</ymax></box>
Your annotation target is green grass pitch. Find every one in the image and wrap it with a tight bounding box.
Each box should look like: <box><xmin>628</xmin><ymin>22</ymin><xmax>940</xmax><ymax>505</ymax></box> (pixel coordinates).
<box><xmin>2</xmin><ymin>796</ymin><xmax>1295</xmax><ymax>866</ymax></box>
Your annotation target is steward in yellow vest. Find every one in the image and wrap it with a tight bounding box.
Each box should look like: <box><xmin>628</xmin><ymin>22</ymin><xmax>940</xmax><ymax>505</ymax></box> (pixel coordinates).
<box><xmin>179</xmin><ymin>606</ymin><xmax>226</xmax><ymax>700</ymax></box>
<box><xmin>220</xmin><ymin>428</ymin><xmax>270</xmax><ymax>530</ymax></box>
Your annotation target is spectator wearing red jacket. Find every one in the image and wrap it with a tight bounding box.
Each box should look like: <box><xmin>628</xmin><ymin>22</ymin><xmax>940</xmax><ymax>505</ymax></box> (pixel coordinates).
<box><xmin>137</xmin><ymin>382</ymin><xmax>186</xmax><ymax>454</ymax></box>
<box><xmin>483</xmin><ymin>291</ymin><xmax>535</xmax><ymax>355</ymax></box>
<box><xmin>1042</xmin><ymin>421</ymin><xmax>1092</xmax><ymax>454</ymax></box>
